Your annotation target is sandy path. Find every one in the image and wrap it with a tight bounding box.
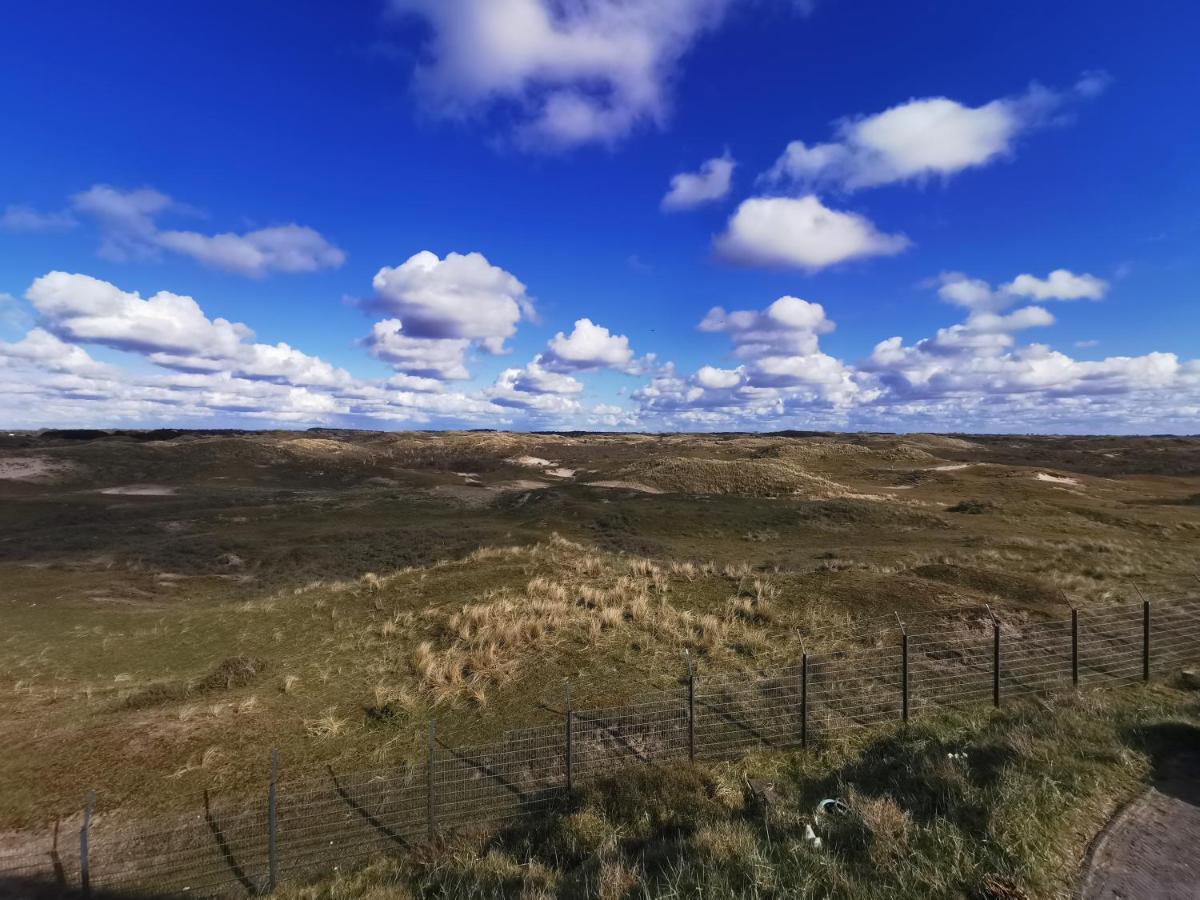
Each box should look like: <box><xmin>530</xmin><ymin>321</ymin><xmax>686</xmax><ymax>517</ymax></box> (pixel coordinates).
<box><xmin>585</xmin><ymin>480</ymin><xmax>664</xmax><ymax>494</ymax></box>
<box><xmin>1079</xmin><ymin>738</ymin><xmax>1200</xmax><ymax>899</ymax></box>
<box><xmin>98</xmin><ymin>484</ymin><xmax>177</xmax><ymax>496</ymax></box>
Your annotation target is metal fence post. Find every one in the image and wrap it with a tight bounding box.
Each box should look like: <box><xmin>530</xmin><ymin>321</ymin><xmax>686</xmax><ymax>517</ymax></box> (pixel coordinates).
<box><xmin>80</xmin><ymin>791</ymin><xmax>94</xmax><ymax>897</ymax></box>
<box><xmin>267</xmin><ymin>749</ymin><xmax>278</xmax><ymax>893</ymax></box>
<box><xmin>426</xmin><ymin>722</ymin><xmax>436</xmax><ymax>842</ymax></box>
<box><xmin>800</xmin><ymin>651</ymin><xmax>808</xmax><ymax>749</ymax></box>
<box><xmin>992</xmin><ymin>620</ymin><xmax>1001</xmax><ymax>708</ymax></box>
<box><xmin>1143</xmin><ymin>599</ymin><xmax>1151</xmax><ymax>682</ymax></box>
<box><xmin>565</xmin><ymin>682</ymin><xmax>574</xmax><ymax>792</ymax></box>
<box><xmin>1071</xmin><ymin>608</ymin><xmax>1079</xmax><ymax>687</ymax></box>
<box><xmin>686</xmin><ymin>653</ymin><xmax>696</xmax><ymax>764</ymax></box>
<box><xmin>901</xmin><ymin>630</ymin><xmax>910</xmax><ymax>723</ymax></box>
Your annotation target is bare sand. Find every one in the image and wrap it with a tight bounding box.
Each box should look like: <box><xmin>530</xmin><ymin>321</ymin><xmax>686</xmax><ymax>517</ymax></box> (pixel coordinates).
<box><xmin>586</xmin><ymin>480</ymin><xmax>664</xmax><ymax>494</ymax></box>
<box><xmin>0</xmin><ymin>457</ymin><xmax>71</xmax><ymax>481</ymax></box>
<box><xmin>508</xmin><ymin>455</ymin><xmax>555</xmax><ymax>468</ymax></box>
<box><xmin>1035</xmin><ymin>472</ymin><xmax>1080</xmax><ymax>486</ymax></box>
<box><xmin>98</xmin><ymin>484</ymin><xmax>178</xmax><ymax>496</ymax></box>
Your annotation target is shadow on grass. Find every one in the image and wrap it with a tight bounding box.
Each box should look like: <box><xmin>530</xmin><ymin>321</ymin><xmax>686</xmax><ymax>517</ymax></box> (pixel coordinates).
<box><xmin>203</xmin><ymin>789</ymin><xmax>258</xmax><ymax>895</ymax></box>
<box><xmin>328</xmin><ymin>766</ymin><xmax>410</xmax><ymax>849</ymax></box>
<box><xmin>1124</xmin><ymin>721</ymin><xmax>1200</xmax><ymax>806</ymax></box>
<box><xmin>803</xmin><ymin>725</ymin><xmax>1018</xmax><ymax>842</ymax></box>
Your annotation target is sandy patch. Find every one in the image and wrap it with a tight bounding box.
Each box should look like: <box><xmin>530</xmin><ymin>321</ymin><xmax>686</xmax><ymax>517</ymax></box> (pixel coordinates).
<box><xmin>98</xmin><ymin>484</ymin><xmax>178</xmax><ymax>496</ymax></box>
<box><xmin>508</xmin><ymin>455</ymin><xmax>556</xmax><ymax>468</ymax></box>
<box><xmin>933</xmin><ymin>463</ymin><xmax>971</xmax><ymax>472</ymax></box>
<box><xmin>586</xmin><ymin>480</ymin><xmax>664</xmax><ymax>494</ymax></box>
<box><xmin>545</xmin><ymin>467</ymin><xmax>575</xmax><ymax>478</ymax></box>
<box><xmin>1034</xmin><ymin>472</ymin><xmax>1080</xmax><ymax>486</ymax></box>
<box><xmin>496</xmin><ymin>479</ymin><xmax>552</xmax><ymax>491</ymax></box>
<box><xmin>0</xmin><ymin>457</ymin><xmax>72</xmax><ymax>481</ymax></box>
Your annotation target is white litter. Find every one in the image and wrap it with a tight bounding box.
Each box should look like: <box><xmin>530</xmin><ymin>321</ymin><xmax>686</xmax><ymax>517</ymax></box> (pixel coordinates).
<box><xmin>804</xmin><ymin>823</ymin><xmax>823</xmax><ymax>849</ymax></box>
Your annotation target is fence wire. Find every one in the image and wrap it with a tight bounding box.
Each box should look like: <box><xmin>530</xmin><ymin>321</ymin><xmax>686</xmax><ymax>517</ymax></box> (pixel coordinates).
<box><xmin>2</xmin><ymin>596</ymin><xmax>1197</xmax><ymax>898</ymax></box>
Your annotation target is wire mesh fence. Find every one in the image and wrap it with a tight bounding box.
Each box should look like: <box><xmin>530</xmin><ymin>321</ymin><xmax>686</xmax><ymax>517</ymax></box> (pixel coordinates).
<box><xmin>2</xmin><ymin>595</ymin><xmax>1198</xmax><ymax>898</ymax></box>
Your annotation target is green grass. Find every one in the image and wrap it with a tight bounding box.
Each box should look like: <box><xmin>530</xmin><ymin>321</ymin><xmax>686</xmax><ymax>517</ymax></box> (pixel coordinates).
<box><xmin>276</xmin><ymin>684</ymin><xmax>1200</xmax><ymax>900</ymax></box>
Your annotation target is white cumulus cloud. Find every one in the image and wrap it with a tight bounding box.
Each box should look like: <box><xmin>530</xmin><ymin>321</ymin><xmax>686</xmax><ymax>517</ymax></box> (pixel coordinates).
<box><xmin>488</xmin><ymin>359</ymin><xmax>584</xmax><ymax>413</ymax></box>
<box><xmin>715</xmin><ymin>195</ymin><xmax>909</xmax><ymax>271</ymax></box>
<box><xmin>371</xmin><ymin>250</ymin><xmax>534</xmax><ymax>351</ymax></box>
<box><xmin>543</xmin><ymin>318</ymin><xmax>635</xmax><ymax>371</ymax></box>
<box><xmin>26</xmin><ymin>271</ymin><xmax>352</xmax><ymax>387</ymax></box>
<box><xmin>934</xmin><ymin>269</ymin><xmax>1109</xmax><ymax>312</ymax></box>
<box><xmin>362</xmin><ymin>319</ymin><xmax>472</xmax><ymax>381</ymax></box>
<box><xmin>1003</xmin><ymin>269</ymin><xmax>1108</xmax><ymax>301</ymax></box>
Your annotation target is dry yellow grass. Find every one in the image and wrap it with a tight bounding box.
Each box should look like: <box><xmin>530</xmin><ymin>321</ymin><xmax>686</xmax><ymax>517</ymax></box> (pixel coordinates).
<box><xmin>378</xmin><ymin>537</ymin><xmax>784</xmax><ymax>706</ymax></box>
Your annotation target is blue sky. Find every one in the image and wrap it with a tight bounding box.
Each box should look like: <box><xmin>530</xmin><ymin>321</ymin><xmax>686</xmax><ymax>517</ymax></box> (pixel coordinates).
<box><xmin>1</xmin><ymin>0</ymin><xmax>1197</xmax><ymax>433</ymax></box>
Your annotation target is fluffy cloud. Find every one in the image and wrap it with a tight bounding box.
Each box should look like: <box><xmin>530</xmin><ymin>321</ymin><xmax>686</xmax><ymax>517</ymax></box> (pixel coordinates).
<box><xmin>934</xmin><ymin>269</ymin><xmax>1109</xmax><ymax>313</ymax></box>
<box><xmin>699</xmin><ymin>296</ymin><xmax>833</xmax><ymax>357</ymax></box>
<box><xmin>1003</xmin><ymin>269</ymin><xmax>1108</xmax><ymax>301</ymax></box>
<box><xmin>0</xmin><ymin>327</ymin><xmax>110</xmax><ymax>376</ymax></box>
<box><xmin>661</xmin><ymin>152</ymin><xmax>735</xmax><ymax>210</ymax></box>
<box><xmin>487</xmin><ymin>316</ymin><xmax>646</xmax><ymax>412</ymax></box>
<box><xmin>5</xmin><ymin>259</ymin><xmax>1197</xmax><ymax>435</ymax></box>
<box><xmin>763</xmin><ymin>75</ymin><xmax>1108</xmax><ymax>192</ymax></box>
<box><xmin>391</xmin><ymin>0</ymin><xmax>773</xmax><ymax>147</ymax></box>
<box><xmin>543</xmin><ymin>318</ymin><xmax>635</xmax><ymax>371</ymax></box>
<box><xmin>497</xmin><ymin>357</ymin><xmax>583</xmax><ymax>396</ymax></box>
<box><xmin>154</xmin><ymin>225</ymin><xmax>346</xmax><ymax>277</ymax></box>
<box><xmin>488</xmin><ymin>360</ymin><xmax>583</xmax><ymax>413</ymax></box>
<box><xmin>364</xmin><ymin>250</ymin><xmax>536</xmax><ymax>383</ymax></box>
<box><xmin>2</xmin><ymin>270</ymin><xmax>590</xmax><ymax>430</ymax></box>
<box><xmin>865</xmin><ymin>335</ymin><xmax>1181</xmax><ymax>402</ymax></box>
<box><xmin>68</xmin><ymin>185</ymin><xmax>345</xmax><ymax>276</ymax></box>
<box><xmin>630</xmin><ymin>263</ymin><xmax>1200</xmax><ymax>433</ymax></box>
<box><xmin>697</xmin><ymin>296</ymin><xmax>865</xmax><ymax>399</ymax></box>
<box><xmin>371</xmin><ymin>250</ymin><xmax>534</xmax><ymax>350</ymax></box>
<box><xmin>861</xmin><ymin>268</ymin><xmax>1162</xmax><ymax>403</ymax></box>
<box><xmin>637</xmin><ymin>296</ymin><xmax>871</xmax><ymax>423</ymax></box>
<box><xmin>28</xmin><ymin>271</ymin><xmax>250</xmax><ymax>358</ymax></box>
<box><xmin>362</xmin><ymin>319</ymin><xmax>471</xmax><ymax>381</ymax></box>
<box><xmin>694</xmin><ymin>365</ymin><xmax>742</xmax><ymax>389</ymax></box>
<box><xmin>0</xmin><ymin>204</ymin><xmax>77</xmax><ymax>233</ymax></box>
<box><xmin>26</xmin><ymin>272</ymin><xmax>352</xmax><ymax>387</ymax></box>
<box><xmin>714</xmin><ymin>196</ymin><xmax>909</xmax><ymax>270</ymax></box>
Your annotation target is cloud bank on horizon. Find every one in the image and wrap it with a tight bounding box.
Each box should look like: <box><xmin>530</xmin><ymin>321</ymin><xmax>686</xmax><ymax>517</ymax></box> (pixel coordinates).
<box><xmin>3</xmin><ymin>257</ymin><xmax>1196</xmax><ymax>434</ymax></box>
<box><xmin>1</xmin><ymin>0</ymin><xmax>1196</xmax><ymax>434</ymax></box>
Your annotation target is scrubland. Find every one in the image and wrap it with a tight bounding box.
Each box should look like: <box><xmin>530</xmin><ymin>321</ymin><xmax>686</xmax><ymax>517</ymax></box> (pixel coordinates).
<box><xmin>1</xmin><ymin>428</ymin><xmax>1198</xmax><ymax>896</ymax></box>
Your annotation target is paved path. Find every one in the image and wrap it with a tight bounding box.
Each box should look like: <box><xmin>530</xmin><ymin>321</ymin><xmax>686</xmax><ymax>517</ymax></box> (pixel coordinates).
<box><xmin>1079</xmin><ymin>738</ymin><xmax>1200</xmax><ymax>899</ymax></box>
